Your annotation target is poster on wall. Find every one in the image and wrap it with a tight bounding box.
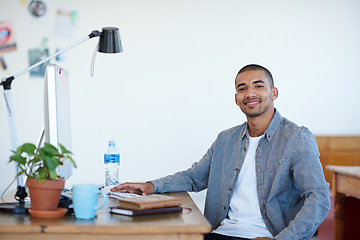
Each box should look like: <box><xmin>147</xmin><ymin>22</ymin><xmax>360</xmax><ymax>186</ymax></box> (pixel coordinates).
<box><xmin>0</xmin><ymin>21</ymin><xmax>17</xmax><ymax>54</ymax></box>
<box><xmin>53</xmin><ymin>7</ymin><xmax>79</xmax><ymax>40</ymax></box>
<box><xmin>28</xmin><ymin>48</ymin><xmax>49</xmax><ymax>77</ymax></box>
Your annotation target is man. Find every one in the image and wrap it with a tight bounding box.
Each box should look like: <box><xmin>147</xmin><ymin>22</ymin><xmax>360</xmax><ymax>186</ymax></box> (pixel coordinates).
<box><xmin>111</xmin><ymin>64</ymin><xmax>330</xmax><ymax>240</ymax></box>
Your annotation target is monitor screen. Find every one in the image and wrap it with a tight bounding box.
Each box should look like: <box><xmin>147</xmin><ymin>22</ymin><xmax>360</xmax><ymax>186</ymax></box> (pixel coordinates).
<box><xmin>44</xmin><ymin>64</ymin><xmax>73</xmax><ymax>180</ymax></box>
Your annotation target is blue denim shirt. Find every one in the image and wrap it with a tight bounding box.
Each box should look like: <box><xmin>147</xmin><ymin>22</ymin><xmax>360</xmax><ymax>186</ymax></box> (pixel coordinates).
<box><xmin>151</xmin><ymin>110</ymin><xmax>330</xmax><ymax>240</ymax></box>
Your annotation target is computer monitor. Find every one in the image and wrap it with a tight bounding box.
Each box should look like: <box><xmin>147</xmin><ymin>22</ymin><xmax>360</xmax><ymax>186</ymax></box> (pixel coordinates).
<box><xmin>44</xmin><ymin>64</ymin><xmax>73</xmax><ymax>180</ymax></box>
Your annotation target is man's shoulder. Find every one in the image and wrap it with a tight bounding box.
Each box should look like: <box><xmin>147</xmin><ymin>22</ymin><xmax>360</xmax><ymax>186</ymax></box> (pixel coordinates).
<box><xmin>271</xmin><ymin>110</ymin><xmax>301</xmax><ymax>132</ymax></box>
<box><xmin>217</xmin><ymin>123</ymin><xmax>246</xmax><ymax>138</ymax></box>
<box><xmin>279</xmin><ymin>116</ymin><xmax>311</xmax><ymax>132</ymax></box>
<box><xmin>279</xmin><ymin>116</ymin><xmax>300</xmax><ymax>129</ymax></box>
<box><xmin>277</xmin><ymin>116</ymin><xmax>316</xmax><ymax>141</ymax></box>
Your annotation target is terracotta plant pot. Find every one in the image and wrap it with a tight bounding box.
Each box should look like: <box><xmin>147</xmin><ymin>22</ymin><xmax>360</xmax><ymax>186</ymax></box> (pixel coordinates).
<box><xmin>27</xmin><ymin>178</ymin><xmax>65</xmax><ymax>211</ymax></box>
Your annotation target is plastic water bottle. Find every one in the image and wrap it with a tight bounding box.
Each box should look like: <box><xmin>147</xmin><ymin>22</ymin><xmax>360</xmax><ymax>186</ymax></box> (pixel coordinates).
<box><xmin>104</xmin><ymin>140</ymin><xmax>120</xmax><ymax>187</ymax></box>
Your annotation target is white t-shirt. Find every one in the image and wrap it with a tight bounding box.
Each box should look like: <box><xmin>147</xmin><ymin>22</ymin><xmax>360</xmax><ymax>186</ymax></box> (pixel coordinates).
<box><xmin>212</xmin><ymin>135</ymin><xmax>273</xmax><ymax>239</ymax></box>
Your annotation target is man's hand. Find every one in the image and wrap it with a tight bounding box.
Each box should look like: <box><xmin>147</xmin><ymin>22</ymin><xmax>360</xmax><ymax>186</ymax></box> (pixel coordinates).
<box><xmin>110</xmin><ymin>182</ymin><xmax>154</xmax><ymax>196</ymax></box>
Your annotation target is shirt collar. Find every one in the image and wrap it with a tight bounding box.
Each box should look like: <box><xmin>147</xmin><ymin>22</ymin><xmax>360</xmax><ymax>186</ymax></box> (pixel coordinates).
<box><xmin>239</xmin><ymin>109</ymin><xmax>282</xmax><ymax>141</ymax></box>
<box><xmin>264</xmin><ymin>108</ymin><xmax>282</xmax><ymax>141</ymax></box>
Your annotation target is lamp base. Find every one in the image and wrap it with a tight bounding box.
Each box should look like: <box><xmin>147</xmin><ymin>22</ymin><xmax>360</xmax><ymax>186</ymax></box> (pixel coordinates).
<box><xmin>0</xmin><ymin>202</ymin><xmax>29</xmax><ymax>214</ymax></box>
<box><xmin>0</xmin><ymin>186</ymin><xmax>29</xmax><ymax>214</ymax></box>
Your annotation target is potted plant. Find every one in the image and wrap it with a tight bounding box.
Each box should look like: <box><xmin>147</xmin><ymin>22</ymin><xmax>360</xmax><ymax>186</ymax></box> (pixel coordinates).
<box><xmin>9</xmin><ymin>142</ymin><xmax>76</xmax><ymax>211</ymax></box>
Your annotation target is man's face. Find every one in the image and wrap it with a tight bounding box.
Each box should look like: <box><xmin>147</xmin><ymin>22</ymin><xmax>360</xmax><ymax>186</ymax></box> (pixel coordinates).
<box><xmin>235</xmin><ymin>70</ymin><xmax>278</xmax><ymax>118</ymax></box>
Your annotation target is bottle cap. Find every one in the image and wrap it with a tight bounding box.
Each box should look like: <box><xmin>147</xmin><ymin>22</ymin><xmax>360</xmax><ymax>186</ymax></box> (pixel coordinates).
<box><xmin>108</xmin><ymin>140</ymin><xmax>115</xmax><ymax>146</ymax></box>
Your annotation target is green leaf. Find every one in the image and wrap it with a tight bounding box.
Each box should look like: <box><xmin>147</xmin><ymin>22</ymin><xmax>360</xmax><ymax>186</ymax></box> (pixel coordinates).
<box><xmin>15</xmin><ymin>145</ymin><xmax>24</xmax><ymax>155</ymax></box>
<box><xmin>49</xmin><ymin>169</ymin><xmax>58</xmax><ymax>180</ymax></box>
<box><xmin>9</xmin><ymin>155</ymin><xmax>27</xmax><ymax>165</ymax></box>
<box><xmin>45</xmin><ymin>157</ymin><xmax>59</xmax><ymax>171</ymax></box>
<box><xmin>22</xmin><ymin>143</ymin><xmax>36</xmax><ymax>155</ymax></box>
<box><xmin>42</xmin><ymin>143</ymin><xmax>59</xmax><ymax>156</ymax></box>
<box><xmin>59</xmin><ymin>144</ymin><xmax>72</xmax><ymax>154</ymax></box>
<box><xmin>37</xmin><ymin>168</ymin><xmax>47</xmax><ymax>182</ymax></box>
<box><xmin>37</xmin><ymin>149</ymin><xmax>48</xmax><ymax>160</ymax></box>
<box><xmin>69</xmin><ymin>156</ymin><xmax>77</xmax><ymax>168</ymax></box>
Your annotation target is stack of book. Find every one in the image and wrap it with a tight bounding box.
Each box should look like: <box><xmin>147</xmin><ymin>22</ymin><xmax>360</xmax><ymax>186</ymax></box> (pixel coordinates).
<box><xmin>109</xmin><ymin>192</ymin><xmax>183</xmax><ymax>216</ymax></box>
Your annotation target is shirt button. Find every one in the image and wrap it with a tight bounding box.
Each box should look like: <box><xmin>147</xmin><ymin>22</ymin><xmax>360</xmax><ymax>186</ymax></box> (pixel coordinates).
<box><xmin>242</xmin><ymin>148</ymin><xmax>246</xmax><ymax>152</ymax></box>
<box><xmin>235</xmin><ymin>168</ymin><xmax>239</xmax><ymax>172</ymax></box>
<box><xmin>229</xmin><ymin>187</ymin><xmax>232</xmax><ymax>191</ymax></box>
<box><xmin>258</xmin><ymin>168</ymin><xmax>261</xmax><ymax>172</ymax></box>
<box><xmin>223</xmin><ymin>206</ymin><xmax>226</xmax><ymax>210</ymax></box>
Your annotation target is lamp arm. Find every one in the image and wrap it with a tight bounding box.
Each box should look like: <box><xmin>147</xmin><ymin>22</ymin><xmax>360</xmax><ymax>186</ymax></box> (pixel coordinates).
<box><xmin>0</xmin><ymin>30</ymin><xmax>101</xmax><ymax>90</ymax></box>
<box><xmin>3</xmin><ymin>90</ymin><xmax>22</xmax><ymax>186</ymax></box>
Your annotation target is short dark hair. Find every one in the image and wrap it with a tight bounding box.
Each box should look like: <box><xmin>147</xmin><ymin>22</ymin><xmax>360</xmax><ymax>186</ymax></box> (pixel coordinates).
<box><xmin>235</xmin><ymin>64</ymin><xmax>274</xmax><ymax>88</ymax></box>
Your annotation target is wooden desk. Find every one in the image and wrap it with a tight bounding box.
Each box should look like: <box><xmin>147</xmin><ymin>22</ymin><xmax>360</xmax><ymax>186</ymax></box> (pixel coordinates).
<box><xmin>0</xmin><ymin>191</ymin><xmax>211</xmax><ymax>240</ymax></box>
<box><xmin>326</xmin><ymin>165</ymin><xmax>360</xmax><ymax>240</ymax></box>
<box><xmin>316</xmin><ymin>136</ymin><xmax>360</xmax><ymax>189</ymax></box>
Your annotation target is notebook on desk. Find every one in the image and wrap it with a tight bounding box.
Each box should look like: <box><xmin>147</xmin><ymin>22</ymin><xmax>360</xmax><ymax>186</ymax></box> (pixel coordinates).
<box><xmin>109</xmin><ymin>206</ymin><xmax>183</xmax><ymax>216</ymax></box>
<box><xmin>109</xmin><ymin>192</ymin><xmax>182</xmax><ymax>210</ymax></box>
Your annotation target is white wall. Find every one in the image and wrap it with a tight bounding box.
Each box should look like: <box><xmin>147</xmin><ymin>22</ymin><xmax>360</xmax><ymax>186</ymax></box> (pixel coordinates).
<box><xmin>1</xmin><ymin>0</ymin><xmax>360</xmax><ymax>208</ymax></box>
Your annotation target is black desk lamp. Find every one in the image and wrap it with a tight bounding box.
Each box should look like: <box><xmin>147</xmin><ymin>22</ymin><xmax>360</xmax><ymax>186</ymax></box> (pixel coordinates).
<box><xmin>0</xmin><ymin>27</ymin><xmax>123</xmax><ymax>213</ymax></box>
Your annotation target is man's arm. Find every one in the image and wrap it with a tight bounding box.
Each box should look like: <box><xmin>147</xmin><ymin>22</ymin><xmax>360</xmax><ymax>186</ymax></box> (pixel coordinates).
<box><xmin>111</xmin><ymin>138</ymin><xmax>217</xmax><ymax>195</ymax></box>
<box><xmin>275</xmin><ymin>128</ymin><xmax>330</xmax><ymax>239</ymax></box>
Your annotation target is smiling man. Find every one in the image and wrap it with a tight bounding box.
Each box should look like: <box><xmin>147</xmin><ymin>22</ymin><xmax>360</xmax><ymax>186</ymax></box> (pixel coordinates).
<box><xmin>111</xmin><ymin>64</ymin><xmax>331</xmax><ymax>240</ymax></box>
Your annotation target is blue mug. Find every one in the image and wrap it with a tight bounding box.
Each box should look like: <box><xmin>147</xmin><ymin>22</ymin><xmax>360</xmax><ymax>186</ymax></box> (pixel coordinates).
<box><xmin>72</xmin><ymin>184</ymin><xmax>107</xmax><ymax>219</ymax></box>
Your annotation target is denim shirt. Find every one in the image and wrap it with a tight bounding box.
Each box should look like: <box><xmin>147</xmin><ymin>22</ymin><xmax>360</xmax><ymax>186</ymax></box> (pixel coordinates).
<box><xmin>151</xmin><ymin>110</ymin><xmax>330</xmax><ymax>240</ymax></box>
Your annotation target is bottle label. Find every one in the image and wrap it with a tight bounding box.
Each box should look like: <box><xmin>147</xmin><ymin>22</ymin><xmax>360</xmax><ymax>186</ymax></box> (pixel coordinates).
<box><xmin>104</xmin><ymin>154</ymin><xmax>120</xmax><ymax>163</ymax></box>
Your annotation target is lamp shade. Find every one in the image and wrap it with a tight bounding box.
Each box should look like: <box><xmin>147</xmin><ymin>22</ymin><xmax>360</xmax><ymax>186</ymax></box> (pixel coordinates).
<box><xmin>98</xmin><ymin>27</ymin><xmax>123</xmax><ymax>53</ymax></box>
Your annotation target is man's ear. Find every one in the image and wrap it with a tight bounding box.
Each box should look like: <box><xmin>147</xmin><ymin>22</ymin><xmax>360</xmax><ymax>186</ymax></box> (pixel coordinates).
<box><xmin>235</xmin><ymin>93</ymin><xmax>240</xmax><ymax>106</ymax></box>
<box><xmin>272</xmin><ymin>87</ymin><xmax>278</xmax><ymax>100</ymax></box>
